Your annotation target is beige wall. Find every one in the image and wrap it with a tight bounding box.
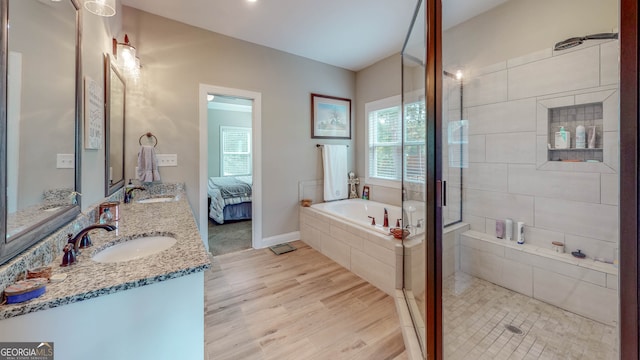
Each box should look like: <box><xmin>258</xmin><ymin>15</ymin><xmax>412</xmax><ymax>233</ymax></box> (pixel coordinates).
<box><xmin>122</xmin><ymin>7</ymin><xmax>356</xmax><ymax>238</ymax></box>
<box><xmin>354</xmin><ymin>53</ymin><xmax>403</xmax><ymax>205</ymax></box>
<box><xmin>80</xmin><ymin>6</ymin><xmax>123</xmax><ymax>210</ymax></box>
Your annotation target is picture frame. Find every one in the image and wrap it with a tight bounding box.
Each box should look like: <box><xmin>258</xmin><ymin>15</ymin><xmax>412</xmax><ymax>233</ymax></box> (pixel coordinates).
<box><xmin>311</xmin><ymin>93</ymin><xmax>351</xmax><ymax>139</ymax></box>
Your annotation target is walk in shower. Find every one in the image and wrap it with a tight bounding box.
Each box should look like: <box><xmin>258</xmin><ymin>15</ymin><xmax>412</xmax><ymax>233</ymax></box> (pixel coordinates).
<box><xmin>401</xmin><ymin>0</ymin><xmax>620</xmax><ymax>358</ymax></box>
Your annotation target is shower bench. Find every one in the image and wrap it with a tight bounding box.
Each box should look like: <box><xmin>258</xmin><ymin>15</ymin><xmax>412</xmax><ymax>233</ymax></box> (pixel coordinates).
<box><xmin>460</xmin><ymin>230</ymin><xmax>617</xmax><ymax>325</ymax></box>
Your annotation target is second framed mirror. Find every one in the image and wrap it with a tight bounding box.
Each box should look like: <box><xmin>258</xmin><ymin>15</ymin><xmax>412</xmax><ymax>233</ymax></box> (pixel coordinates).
<box><xmin>104</xmin><ymin>54</ymin><xmax>125</xmax><ymax>196</ymax></box>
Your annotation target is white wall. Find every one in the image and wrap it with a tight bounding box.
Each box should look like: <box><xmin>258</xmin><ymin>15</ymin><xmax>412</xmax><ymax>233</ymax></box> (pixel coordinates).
<box><xmin>122</xmin><ymin>7</ymin><xmax>356</xmax><ymax>238</ymax></box>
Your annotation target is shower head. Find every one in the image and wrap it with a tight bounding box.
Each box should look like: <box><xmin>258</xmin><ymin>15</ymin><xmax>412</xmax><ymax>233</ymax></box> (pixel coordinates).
<box><xmin>553</xmin><ymin>32</ymin><xmax>618</xmax><ymax>51</ymax></box>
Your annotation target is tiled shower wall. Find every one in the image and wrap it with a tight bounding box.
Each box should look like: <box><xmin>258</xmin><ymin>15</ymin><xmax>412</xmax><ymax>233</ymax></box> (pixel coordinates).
<box><xmin>444</xmin><ymin>40</ymin><xmax>619</xmax><ymax>261</ymax></box>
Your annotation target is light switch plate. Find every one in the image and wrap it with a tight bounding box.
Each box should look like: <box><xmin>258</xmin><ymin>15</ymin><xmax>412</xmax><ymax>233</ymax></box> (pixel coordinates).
<box><xmin>156</xmin><ymin>154</ymin><xmax>178</xmax><ymax>167</ymax></box>
<box><xmin>56</xmin><ymin>154</ymin><xmax>74</xmax><ymax>169</ymax></box>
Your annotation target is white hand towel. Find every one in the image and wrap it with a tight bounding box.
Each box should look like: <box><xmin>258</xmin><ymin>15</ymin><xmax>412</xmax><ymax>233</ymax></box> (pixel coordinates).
<box><xmin>137</xmin><ymin>145</ymin><xmax>161</xmax><ymax>182</ymax></box>
<box><xmin>322</xmin><ymin>145</ymin><xmax>348</xmax><ymax>201</ymax></box>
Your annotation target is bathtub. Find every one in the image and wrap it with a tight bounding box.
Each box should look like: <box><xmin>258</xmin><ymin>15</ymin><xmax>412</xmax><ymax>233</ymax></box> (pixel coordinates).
<box><xmin>300</xmin><ymin>199</ymin><xmax>404</xmax><ymax>295</ymax></box>
<box><xmin>310</xmin><ymin>199</ymin><xmax>403</xmax><ymax>233</ymax></box>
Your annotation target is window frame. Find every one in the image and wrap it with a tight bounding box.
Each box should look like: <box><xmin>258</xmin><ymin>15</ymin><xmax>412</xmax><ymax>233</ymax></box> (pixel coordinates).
<box><xmin>365</xmin><ymin>95</ymin><xmax>402</xmax><ymax>189</ymax></box>
<box><xmin>365</xmin><ymin>94</ymin><xmax>426</xmax><ymax>188</ymax></box>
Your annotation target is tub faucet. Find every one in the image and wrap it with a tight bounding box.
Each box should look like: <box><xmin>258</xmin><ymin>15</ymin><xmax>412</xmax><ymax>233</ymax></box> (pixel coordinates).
<box><xmin>383</xmin><ymin>208</ymin><xmax>389</xmax><ymax>228</ymax></box>
<box><xmin>124</xmin><ymin>186</ymin><xmax>146</xmax><ymax>203</ymax></box>
<box><xmin>61</xmin><ymin>224</ymin><xmax>117</xmax><ymax>266</ymax></box>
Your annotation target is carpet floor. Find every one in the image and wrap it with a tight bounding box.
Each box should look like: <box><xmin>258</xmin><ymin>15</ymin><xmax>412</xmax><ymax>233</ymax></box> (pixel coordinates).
<box><xmin>208</xmin><ymin>218</ymin><xmax>252</xmax><ymax>256</ymax></box>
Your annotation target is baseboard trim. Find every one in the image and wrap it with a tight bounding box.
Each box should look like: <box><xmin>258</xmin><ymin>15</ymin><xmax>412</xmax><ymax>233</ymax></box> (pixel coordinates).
<box><xmin>259</xmin><ymin>231</ymin><xmax>301</xmax><ymax>248</ymax></box>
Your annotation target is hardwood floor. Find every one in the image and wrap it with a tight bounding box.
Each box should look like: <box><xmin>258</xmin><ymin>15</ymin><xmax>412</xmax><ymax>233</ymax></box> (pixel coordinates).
<box><xmin>204</xmin><ymin>241</ymin><xmax>407</xmax><ymax>360</ymax></box>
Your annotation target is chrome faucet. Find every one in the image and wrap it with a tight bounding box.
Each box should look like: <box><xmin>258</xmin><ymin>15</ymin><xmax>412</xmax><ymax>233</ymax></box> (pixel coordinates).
<box><xmin>124</xmin><ymin>186</ymin><xmax>146</xmax><ymax>203</ymax></box>
<box><xmin>383</xmin><ymin>208</ymin><xmax>389</xmax><ymax>227</ymax></box>
<box><xmin>61</xmin><ymin>224</ymin><xmax>117</xmax><ymax>266</ymax></box>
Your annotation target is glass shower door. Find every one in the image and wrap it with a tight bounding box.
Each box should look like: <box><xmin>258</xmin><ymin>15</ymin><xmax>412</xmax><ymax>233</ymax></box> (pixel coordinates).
<box><xmin>440</xmin><ymin>0</ymin><xmax>620</xmax><ymax>358</ymax></box>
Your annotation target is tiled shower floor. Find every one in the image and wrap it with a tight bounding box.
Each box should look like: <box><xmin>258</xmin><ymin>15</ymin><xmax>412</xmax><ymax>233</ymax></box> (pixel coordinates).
<box><xmin>442</xmin><ymin>272</ymin><xmax>618</xmax><ymax>360</ymax></box>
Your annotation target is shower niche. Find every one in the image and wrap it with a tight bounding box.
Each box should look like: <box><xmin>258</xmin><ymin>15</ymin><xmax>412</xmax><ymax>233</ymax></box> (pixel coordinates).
<box><xmin>547</xmin><ymin>102</ymin><xmax>603</xmax><ymax>162</ymax></box>
<box><xmin>536</xmin><ymin>88</ymin><xmax>618</xmax><ymax>173</ymax></box>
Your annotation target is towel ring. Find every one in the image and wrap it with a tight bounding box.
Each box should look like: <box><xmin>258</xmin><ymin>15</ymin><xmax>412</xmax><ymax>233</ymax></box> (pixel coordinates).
<box><xmin>138</xmin><ymin>132</ymin><xmax>158</xmax><ymax>147</ymax></box>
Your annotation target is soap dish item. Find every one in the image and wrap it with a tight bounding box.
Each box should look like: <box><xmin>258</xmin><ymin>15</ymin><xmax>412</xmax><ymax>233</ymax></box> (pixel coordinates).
<box><xmin>571</xmin><ymin>249</ymin><xmax>586</xmax><ymax>258</ymax></box>
<box><xmin>3</xmin><ymin>278</ymin><xmax>47</xmax><ymax>304</ymax></box>
<box><xmin>49</xmin><ymin>273</ymin><xmax>68</xmax><ymax>284</ymax></box>
<box><xmin>390</xmin><ymin>228</ymin><xmax>410</xmax><ymax>239</ymax></box>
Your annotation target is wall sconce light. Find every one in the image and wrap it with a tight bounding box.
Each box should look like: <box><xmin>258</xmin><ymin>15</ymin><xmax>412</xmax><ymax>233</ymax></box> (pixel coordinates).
<box><xmin>84</xmin><ymin>0</ymin><xmax>116</xmax><ymax>17</ymax></box>
<box><xmin>113</xmin><ymin>34</ymin><xmax>142</xmax><ymax>80</ymax></box>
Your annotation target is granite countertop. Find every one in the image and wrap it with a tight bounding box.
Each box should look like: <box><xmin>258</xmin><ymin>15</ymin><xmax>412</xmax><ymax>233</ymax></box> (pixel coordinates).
<box><xmin>0</xmin><ymin>194</ymin><xmax>211</xmax><ymax>320</ymax></box>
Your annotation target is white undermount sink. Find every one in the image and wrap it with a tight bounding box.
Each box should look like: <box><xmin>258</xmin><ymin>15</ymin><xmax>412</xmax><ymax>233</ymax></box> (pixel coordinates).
<box><xmin>91</xmin><ymin>236</ymin><xmax>177</xmax><ymax>263</ymax></box>
<box><xmin>137</xmin><ymin>196</ymin><xmax>174</xmax><ymax>204</ymax></box>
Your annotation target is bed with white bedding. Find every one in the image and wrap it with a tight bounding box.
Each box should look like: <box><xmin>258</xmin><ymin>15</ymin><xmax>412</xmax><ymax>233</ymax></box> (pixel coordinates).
<box><xmin>208</xmin><ymin>176</ymin><xmax>252</xmax><ymax>224</ymax></box>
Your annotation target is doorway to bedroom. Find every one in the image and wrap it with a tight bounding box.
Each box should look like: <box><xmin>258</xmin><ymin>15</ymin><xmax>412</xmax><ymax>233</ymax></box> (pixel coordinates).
<box><xmin>207</xmin><ymin>95</ymin><xmax>253</xmax><ymax>255</ymax></box>
<box><xmin>199</xmin><ymin>84</ymin><xmax>263</xmax><ymax>255</ymax></box>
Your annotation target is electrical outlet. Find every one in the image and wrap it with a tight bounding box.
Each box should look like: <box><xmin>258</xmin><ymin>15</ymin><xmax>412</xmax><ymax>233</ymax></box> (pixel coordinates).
<box><xmin>56</xmin><ymin>154</ymin><xmax>74</xmax><ymax>169</ymax></box>
<box><xmin>156</xmin><ymin>154</ymin><xmax>178</xmax><ymax>167</ymax></box>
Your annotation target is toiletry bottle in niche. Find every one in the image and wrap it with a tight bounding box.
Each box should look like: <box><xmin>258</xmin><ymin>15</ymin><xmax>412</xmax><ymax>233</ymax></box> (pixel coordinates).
<box><xmin>516</xmin><ymin>222</ymin><xmax>525</xmax><ymax>244</ymax></box>
<box><xmin>505</xmin><ymin>218</ymin><xmax>513</xmax><ymax>241</ymax></box>
<box><xmin>555</xmin><ymin>126</ymin><xmax>570</xmax><ymax>149</ymax></box>
<box><xmin>576</xmin><ymin>125</ymin><xmax>586</xmax><ymax>149</ymax></box>
<box><xmin>587</xmin><ymin>126</ymin><xmax>597</xmax><ymax>148</ymax></box>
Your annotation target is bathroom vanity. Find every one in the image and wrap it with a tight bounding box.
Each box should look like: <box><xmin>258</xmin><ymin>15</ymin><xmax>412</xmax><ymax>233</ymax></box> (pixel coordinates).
<box><xmin>0</xmin><ymin>186</ymin><xmax>210</xmax><ymax>360</ymax></box>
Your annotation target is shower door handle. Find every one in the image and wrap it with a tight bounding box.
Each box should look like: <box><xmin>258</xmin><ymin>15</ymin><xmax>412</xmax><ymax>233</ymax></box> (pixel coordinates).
<box><xmin>443</xmin><ymin>181</ymin><xmax>447</xmax><ymax>207</ymax></box>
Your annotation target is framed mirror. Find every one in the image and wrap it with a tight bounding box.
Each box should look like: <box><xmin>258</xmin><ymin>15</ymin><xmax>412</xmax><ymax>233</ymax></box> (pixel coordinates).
<box><xmin>0</xmin><ymin>0</ymin><xmax>81</xmax><ymax>264</ymax></box>
<box><xmin>105</xmin><ymin>54</ymin><xmax>126</xmax><ymax>196</ymax></box>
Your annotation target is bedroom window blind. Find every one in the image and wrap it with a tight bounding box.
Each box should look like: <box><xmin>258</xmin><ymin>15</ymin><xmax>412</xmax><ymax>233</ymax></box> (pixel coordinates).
<box><xmin>365</xmin><ymin>96</ymin><xmax>426</xmax><ymax>184</ymax></box>
<box><xmin>220</xmin><ymin>126</ymin><xmax>252</xmax><ymax>176</ymax></box>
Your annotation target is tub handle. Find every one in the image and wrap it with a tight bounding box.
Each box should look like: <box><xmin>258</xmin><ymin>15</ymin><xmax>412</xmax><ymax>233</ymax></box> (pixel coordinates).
<box><xmin>368</xmin><ymin>216</ymin><xmax>376</xmax><ymax>226</ymax></box>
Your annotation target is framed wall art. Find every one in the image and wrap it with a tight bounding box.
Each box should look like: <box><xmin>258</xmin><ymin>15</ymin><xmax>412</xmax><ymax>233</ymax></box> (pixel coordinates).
<box><xmin>311</xmin><ymin>93</ymin><xmax>351</xmax><ymax>139</ymax></box>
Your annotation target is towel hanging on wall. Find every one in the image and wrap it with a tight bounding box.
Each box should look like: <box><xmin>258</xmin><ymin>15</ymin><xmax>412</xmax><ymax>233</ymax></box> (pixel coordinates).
<box><xmin>321</xmin><ymin>144</ymin><xmax>348</xmax><ymax>201</ymax></box>
<box><xmin>137</xmin><ymin>145</ymin><xmax>161</xmax><ymax>182</ymax></box>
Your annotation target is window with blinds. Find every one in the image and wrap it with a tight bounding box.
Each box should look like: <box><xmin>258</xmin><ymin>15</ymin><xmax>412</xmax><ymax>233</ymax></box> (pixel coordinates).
<box><xmin>220</xmin><ymin>126</ymin><xmax>252</xmax><ymax>176</ymax></box>
<box><xmin>365</xmin><ymin>96</ymin><xmax>426</xmax><ymax>185</ymax></box>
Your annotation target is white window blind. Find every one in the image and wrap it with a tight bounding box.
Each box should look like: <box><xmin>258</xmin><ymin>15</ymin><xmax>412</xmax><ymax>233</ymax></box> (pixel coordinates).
<box><xmin>220</xmin><ymin>126</ymin><xmax>252</xmax><ymax>176</ymax></box>
<box><xmin>368</xmin><ymin>105</ymin><xmax>402</xmax><ymax>181</ymax></box>
<box><xmin>365</xmin><ymin>96</ymin><xmax>426</xmax><ymax>185</ymax></box>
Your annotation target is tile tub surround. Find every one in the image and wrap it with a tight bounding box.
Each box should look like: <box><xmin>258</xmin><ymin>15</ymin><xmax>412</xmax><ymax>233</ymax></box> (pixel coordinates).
<box><xmin>0</xmin><ymin>184</ymin><xmax>210</xmax><ymax>320</ymax></box>
<box><xmin>460</xmin><ymin>230</ymin><xmax>618</xmax><ymax>325</ymax></box>
<box><xmin>299</xmin><ymin>205</ymin><xmax>403</xmax><ymax>296</ymax></box>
